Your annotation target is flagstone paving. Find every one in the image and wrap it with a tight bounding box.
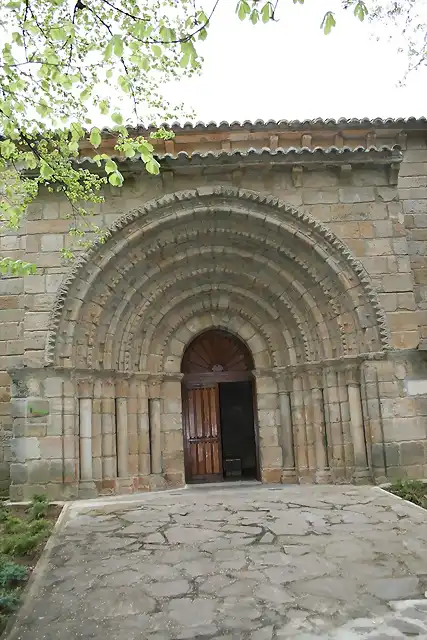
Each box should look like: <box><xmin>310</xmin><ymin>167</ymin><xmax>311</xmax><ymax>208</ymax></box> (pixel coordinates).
<box><xmin>7</xmin><ymin>484</ymin><xmax>427</xmax><ymax>639</ymax></box>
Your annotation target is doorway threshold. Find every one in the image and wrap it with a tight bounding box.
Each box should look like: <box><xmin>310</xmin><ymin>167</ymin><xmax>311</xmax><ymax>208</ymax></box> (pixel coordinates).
<box><xmin>186</xmin><ymin>480</ymin><xmax>262</xmax><ymax>491</ymax></box>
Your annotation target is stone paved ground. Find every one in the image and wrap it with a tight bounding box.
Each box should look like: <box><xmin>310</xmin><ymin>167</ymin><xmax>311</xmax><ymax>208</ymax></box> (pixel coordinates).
<box><xmin>7</xmin><ymin>484</ymin><xmax>427</xmax><ymax>639</ymax></box>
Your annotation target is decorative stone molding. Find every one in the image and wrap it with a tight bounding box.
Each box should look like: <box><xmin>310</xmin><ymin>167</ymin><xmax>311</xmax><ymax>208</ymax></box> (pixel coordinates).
<box><xmin>46</xmin><ymin>188</ymin><xmax>390</xmax><ymax>368</ymax></box>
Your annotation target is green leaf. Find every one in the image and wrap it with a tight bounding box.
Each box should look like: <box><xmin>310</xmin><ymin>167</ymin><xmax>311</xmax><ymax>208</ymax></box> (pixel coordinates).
<box><xmin>90</xmin><ymin>127</ymin><xmax>102</xmax><ymax>148</ymax></box>
<box><xmin>108</xmin><ymin>171</ymin><xmax>123</xmax><ymax>187</ymax></box>
<box><xmin>236</xmin><ymin>0</ymin><xmax>250</xmax><ymax>20</ymax></box>
<box><xmin>111</xmin><ymin>112</ymin><xmax>123</xmax><ymax>125</ymax></box>
<box><xmin>113</xmin><ymin>35</ymin><xmax>124</xmax><ymax>57</ymax></box>
<box><xmin>68</xmin><ymin>140</ymin><xmax>79</xmax><ymax>153</ymax></box>
<box><xmin>354</xmin><ymin>1</ymin><xmax>368</xmax><ymax>21</ymax></box>
<box><xmin>152</xmin><ymin>44</ymin><xmax>162</xmax><ymax>57</ymax></box>
<box><xmin>105</xmin><ymin>159</ymin><xmax>118</xmax><ymax>174</ymax></box>
<box><xmin>321</xmin><ymin>11</ymin><xmax>336</xmax><ymax>34</ymax></box>
<box><xmin>199</xmin><ymin>28</ymin><xmax>208</xmax><ymax>40</ymax></box>
<box><xmin>261</xmin><ymin>2</ymin><xmax>273</xmax><ymax>22</ymax></box>
<box><xmin>250</xmin><ymin>10</ymin><xmax>259</xmax><ymax>25</ymax></box>
<box><xmin>39</xmin><ymin>161</ymin><xmax>53</xmax><ymax>180</ymax></box>
<box><xmin>145</xmin><ymin>158</ymin><xmax>160</xmax><ymax>175</ymax></box>
<box><xmin>179</xmin><ymin>52</ymin><xmax>191</xmax><ymax>68</ymax></box>
<box><xmin>99</xmin><ymin>100</ymin><xmax>109</xmax><ymax>115</ymax></box>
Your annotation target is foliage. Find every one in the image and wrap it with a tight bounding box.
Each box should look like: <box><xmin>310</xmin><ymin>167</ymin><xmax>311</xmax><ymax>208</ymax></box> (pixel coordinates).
<box><xmin>0</xmin><ymin>0</ymin><xmax>370</xmax><ymax>274</ymax></box>
<box><xmin>0</xmin><ymin>498</ymin><xmax>55</xmax><ymax>634</ymax></box>
<box><xmin>27</xmin><ymin>494</ymin><xmax>49</xmax><ymax>521</ymax></box>
<box><xmin>0</xmin><ymin>561</ymin><xmax>28</xmax><ymax>589</ymax></box>
<box><xmin>387</xmin><ymin>479</ymin><xmax>427</xmax><ymax>509</ymax></box>
<box><xmin>0</xmin><ymin>495</ymin><xmax>53</xmax><ymax>557</ymax></box>
<box><xmin>367</xmin><ymin>0</ymin><xmax>427</xmax><ymax>77</ymax></box>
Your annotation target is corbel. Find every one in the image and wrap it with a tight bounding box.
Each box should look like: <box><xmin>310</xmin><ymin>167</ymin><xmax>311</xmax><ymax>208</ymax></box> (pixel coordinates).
<box><xmin>291</xmin><ymin>165</ymin><xmax>304</xmax><ymax>188</ymax></box>
<box><xmin>387</xmin><ymin>162</ymin><xmax>400</xmax><ymax>186</ymax></box>
<box><xmin>339</xmin><ymin>163</ymin><xmax>353</xmax><ymax>184</ymax></box>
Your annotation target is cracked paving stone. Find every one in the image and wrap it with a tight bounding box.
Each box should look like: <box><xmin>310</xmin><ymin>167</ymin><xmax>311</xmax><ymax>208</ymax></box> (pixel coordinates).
<box><xmin>8</xmin><ymin>485</ymin><xmax>427</xmax><ymax>640</ymax></box>
<box><xmin>145</xmin><ymin>579</ymin><xmax>191</xmax><ymax>598</ymax></box>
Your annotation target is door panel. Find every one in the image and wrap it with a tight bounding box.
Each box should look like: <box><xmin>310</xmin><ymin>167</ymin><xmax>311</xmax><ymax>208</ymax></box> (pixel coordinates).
<box><xmin>183</xmin><ymin>384</ymin><xmax>222</xmax><ymax>482</ymax></box>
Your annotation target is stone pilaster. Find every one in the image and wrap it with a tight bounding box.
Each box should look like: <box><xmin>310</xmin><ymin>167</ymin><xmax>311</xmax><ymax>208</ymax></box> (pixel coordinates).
<box><xmin>254</xmin><ymin>374</ymin><xmax>282</xmax><ymax>484</ymax></box>
<box><xmin>161</xmin><ymin>375</ymin><xmax>185</xmax><ymax>488</ymax></box>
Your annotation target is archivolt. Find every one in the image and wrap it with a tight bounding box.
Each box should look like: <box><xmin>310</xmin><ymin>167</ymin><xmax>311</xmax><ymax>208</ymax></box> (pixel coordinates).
<box><xmin>46</xmin><ymin>187</ymin><xmax>389</xmax><ymax>370</ymax></box>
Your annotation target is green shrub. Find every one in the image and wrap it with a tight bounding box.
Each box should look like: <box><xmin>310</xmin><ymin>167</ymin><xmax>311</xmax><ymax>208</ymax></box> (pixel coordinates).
<box><xmin>27</xmin><ymin>495</ymin><xmax>49</xmax><ymax>521</ymax></box>
<box><xmin>0</xmin><ymin>531</ymin><xmax>48</xmax><ymax>557</ymax></box>
<box><xmin>0</xmin><ymin>590</ymin><xmax>20</xmax><ymax>614</ymax></box>
<box><xmin>28</xmin><ymin>519</ymin><xmax>51</xmax><ymax>535</ymax></box>
<box><xmin>388</xmin><ymin>479</ymin><xmax>427</xmax><ymax>508</ymax></box>
<box><xmin>0</xmin><ymin>561</ymin><xmax>27</xmax><ymax>588</ymax></box>
<box><xmin>3</xmin><ymin>517</ymin><xmax>26</xmax><ymax>535</ymax></box>
<box><xmin>0</xmin><ymin>503</ymin><xmax>9</xmax><ymax>523</ymax></box>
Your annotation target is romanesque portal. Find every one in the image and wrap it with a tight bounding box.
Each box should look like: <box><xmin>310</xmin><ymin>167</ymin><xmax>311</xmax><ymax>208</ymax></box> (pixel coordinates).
<box><xmin>8</xmin><ymin>187</ymin><xmax>390</xmax><ymax>498</ymax></box>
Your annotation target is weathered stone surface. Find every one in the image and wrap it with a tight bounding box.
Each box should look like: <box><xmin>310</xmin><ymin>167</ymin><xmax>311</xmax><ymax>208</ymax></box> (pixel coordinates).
<box><xmin>7</xmin><ymin>485</ymin><xmax>427</xmax><ymax>640</ymax></box>
<box><xmin>2</xmin><ymin>123</ymin><xmax>427</xmax><ymax>497</ymax></box>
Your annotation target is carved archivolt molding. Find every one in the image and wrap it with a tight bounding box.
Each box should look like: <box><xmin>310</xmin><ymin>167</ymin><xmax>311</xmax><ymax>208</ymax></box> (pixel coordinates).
<box><xmin>46</xmin><ymin>187</ymin><xmax>390</xmax><ymax>369</ymax></box>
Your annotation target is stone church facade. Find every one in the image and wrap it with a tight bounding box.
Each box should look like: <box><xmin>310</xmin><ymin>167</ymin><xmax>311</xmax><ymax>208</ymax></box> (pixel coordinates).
<box><xmin>1</xmin><ymin>117</ymin><xmax>427</xmax><ymax>499</ymax></box>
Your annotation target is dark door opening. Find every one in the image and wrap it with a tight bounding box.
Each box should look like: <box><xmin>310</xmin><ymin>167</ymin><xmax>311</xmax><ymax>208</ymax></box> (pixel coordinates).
<box><xmin>219</xmin><ymin>381</ymin><xmax>258</xmax><ymax>481</ymax></box>
<box><xmin>181</xmin><ymin>329</ymin><xmax>259</xmax><ymax>484</ymax></box>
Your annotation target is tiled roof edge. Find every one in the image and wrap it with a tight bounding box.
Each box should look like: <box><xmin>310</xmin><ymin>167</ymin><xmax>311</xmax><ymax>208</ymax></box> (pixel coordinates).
<box><xmin>97</xmin><ymin>117</ymin><xmax>427</xmax><ymax>135</ymax></box>
<box><xmin>77</xmin><ymin>145</ymin><xmax>403</xmax><ymax>164</ymax></box>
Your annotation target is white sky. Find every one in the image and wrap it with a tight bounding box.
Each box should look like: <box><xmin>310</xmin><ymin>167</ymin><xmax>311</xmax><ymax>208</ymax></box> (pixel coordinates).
<box><xmin>164</xmin><ymin>0</ymin><xmax>426</xmax><ymax>122</ymax></box>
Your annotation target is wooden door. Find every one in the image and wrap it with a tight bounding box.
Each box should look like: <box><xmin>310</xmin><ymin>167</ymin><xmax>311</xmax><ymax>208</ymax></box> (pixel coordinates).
<box><xmin>183</xmin><ymin>384</ymin><xmax>223</xmax><ymax>482</ymax></box>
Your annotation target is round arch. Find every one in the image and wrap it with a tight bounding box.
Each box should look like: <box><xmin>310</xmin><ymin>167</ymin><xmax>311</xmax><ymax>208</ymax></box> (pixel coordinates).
<box><xmin>46</xmin><ymin>186</ymin><xmax>389</xmax><ymax>370</ymax></box>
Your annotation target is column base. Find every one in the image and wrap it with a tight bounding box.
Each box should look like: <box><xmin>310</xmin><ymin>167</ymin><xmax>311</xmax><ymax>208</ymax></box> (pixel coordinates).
<box><xmin>315</xmin><ymin>469</ymin><xmax>333</xmax><ymax>484</ymax></box>
<box><xmin>281</xmin><ymin>468</ymin><xmax>297</xmax><ymax>484</ymax></box>
<box><xmin>78</xmin><ymin>480</ymin><xmax>98</xmax><ymax>498</ymax></box>
<box><xmin>352</xmin><ymin>468</ymin><xmax>373</xmax><ymax>484</ymax></box>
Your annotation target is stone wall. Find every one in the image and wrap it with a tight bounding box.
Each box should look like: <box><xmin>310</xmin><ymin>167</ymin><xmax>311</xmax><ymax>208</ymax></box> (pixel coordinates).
<box><xmin>1</xmin><ymin>120</ymin><xmax>427</xmax><ymax>496</ymax></box>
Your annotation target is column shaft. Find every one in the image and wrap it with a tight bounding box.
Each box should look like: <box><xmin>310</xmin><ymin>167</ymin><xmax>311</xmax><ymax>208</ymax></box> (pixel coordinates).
<box><xmin>150</xmin><ymin>398</ymin><xmax>162</xmax><ymax>474</ymax></box>
<box><xmin>79</xmin><ymin>397</ymin><xmax>93</xmax><ymax>481</ymax></box>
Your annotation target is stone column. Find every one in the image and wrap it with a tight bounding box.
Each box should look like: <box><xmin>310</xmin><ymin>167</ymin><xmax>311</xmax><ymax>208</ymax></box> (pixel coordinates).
<box><xmin>309</xmin><ymin>368</ymin><xmax>330</xmax><ymax>483</ymax></box>
<box><xmin>115</xmin><ymin>379</ymin><xmax>129</xmax><ymax>478</ymax></box>
<box><xmin>136</xmin><ymin>378</ymin><xmax>151</xmax><ymax>482</ymax></box>
<box><xmin>149</xmin><ymin>396</ymin><xmax>162</xmax><ymax>475</ymax></box>
<box><xmin>78</xmin><ymin>379</ymin><xmax>97</xmax><ymax>497</ymax></box>
<box><xmin>101</xmin><ymin>378</ymin><xmax>117</xmax><ymax>489</ymax></box>
<box><xmin>346</xmin><ymin>365</ymin><xmax>370</xmax><ymax>482</ymax></box>
<box><xmin>322</xmin><ymin>366</ymin><xmax>345</xmax><ymax>482</ymax></box>
<box><xmin>291</xmin><ymin>374</ymin><xmax>309</xmax><ymax>482</ymax></box>
<box><xmin>276</xmin><ymin>373</ymin><xmax>296</xmax><ymax>483</ymax></box>
<box><xmin>338</xmin><ymin>368</ymin><xmax>353</xmax><ymax>480</ymax></box>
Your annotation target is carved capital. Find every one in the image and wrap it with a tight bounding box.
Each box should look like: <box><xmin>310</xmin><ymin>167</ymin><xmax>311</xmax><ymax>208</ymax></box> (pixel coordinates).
<box><xmin>345</xmin><ymin>364</ymin><xmax>360</xmax><ymax>386</ymax></box>
<box><xmin>115</xmin><ymin>379</ymin><xmax>130</xmax><ymax>398</ymax></box>
<box><xmin>77</xmin><ymin>378</ymin><xmax>94</xmax><ymax>398</ymax></box>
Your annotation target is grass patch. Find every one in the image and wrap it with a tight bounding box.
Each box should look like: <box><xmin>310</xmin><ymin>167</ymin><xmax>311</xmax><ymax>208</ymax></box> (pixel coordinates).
<box><xmin>0</xmin><ymin>495</ymin><xmax>60</xmax><ymax>635</ymax></box>
<box><xmin>386</xmin><ymin>479</ymin><xmax>427</xmax><ymax>509</ymax></box>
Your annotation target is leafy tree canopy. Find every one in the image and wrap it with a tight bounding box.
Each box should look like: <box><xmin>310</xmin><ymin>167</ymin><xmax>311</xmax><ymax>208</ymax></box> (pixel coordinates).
<box><xmin>0</xmin><ymin>0</ymin><xmax>411</xmax><ymax>274</ymax></box>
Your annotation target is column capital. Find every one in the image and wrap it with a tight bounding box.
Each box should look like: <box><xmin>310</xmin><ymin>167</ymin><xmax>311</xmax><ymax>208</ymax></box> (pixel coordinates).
<box><xmin>115</xmin><ymin>379</ymin><xmax>130</xmax><ymax>398</ymax></box>
<box><xmin>275</xmin><ymin>372</ymin><xmax>293</xmax><ymax>393</ymax></box>
<box><xmin>77</xmin><ymin>378</ymin><xmax>94</xmax><ymax>398</ymax></box>
<box><xmin>345</xmin><ymin>364</ymin><xmax>361</xmax><ymax>386</ymax></box>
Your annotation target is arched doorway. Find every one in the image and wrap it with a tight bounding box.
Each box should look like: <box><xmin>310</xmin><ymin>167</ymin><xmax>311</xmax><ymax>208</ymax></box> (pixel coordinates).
<box><xmin>181</xmin><ymin>329</ymin><xmax>259</xmax><ymax>483</ymax></box>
